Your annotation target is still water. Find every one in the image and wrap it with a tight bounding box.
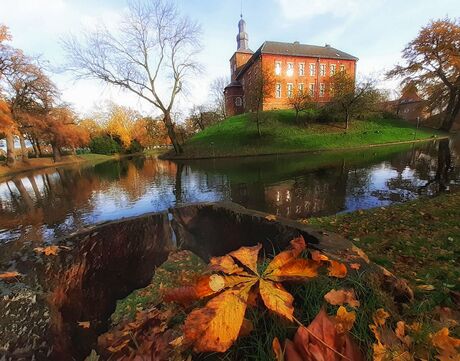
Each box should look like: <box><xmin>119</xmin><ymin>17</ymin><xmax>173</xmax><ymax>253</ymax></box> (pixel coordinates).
<box><xmin>0</xmin><ymin>138</ymin><xmax>459</xmax><ymax>248</ymax></box>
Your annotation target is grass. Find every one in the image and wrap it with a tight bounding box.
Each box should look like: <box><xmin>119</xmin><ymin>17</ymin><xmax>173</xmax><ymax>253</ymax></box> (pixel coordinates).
<box><xmin>308</xmin><ymin>191</ymin><xmax>460</xmax><ymax>331</ymax></box>
<box><xmin>165</xmin><ymin>110</ymin><xmax>446</xmax><ymax>159</ymax></box>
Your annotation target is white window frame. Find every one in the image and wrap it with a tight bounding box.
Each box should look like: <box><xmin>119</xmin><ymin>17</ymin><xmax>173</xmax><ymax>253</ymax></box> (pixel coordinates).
<box><xmin>286</xmin><ymin>62</ymin><xmax>294</xmax><ymax>77</ymax></box>
<box><xmin>309</xmin><ymin>63</ymin><xmax>316</xmax><ymax>76</ymax></box>
<box><xmin>298</xmin><ymin>63</ymin><xmax>305</xmax><ymax>76</ymax></box>
<box><xmin>309</xmin><ymin>83</ymin><xmax>315</xmax><ymax>96</ymax></box>
<box><xmin>320</xmin><ymin>64</ymin><xmax>326</xmax><ymax>76</ymax></box>
<box><xmin>287</xmin><ymin>83</ymin><xmax>294</xmax><ymax>98</ymax></box>
<box><xmin>275</xmin><ymin>83</ymin><xmax>282</xmax><ymax>98</ymax></box>
<box><xmin>319</xmin><ymin>83</ymin><xmax>325</xmax><ymax>97</ymax></box>
<box><xmin>330</xmin><ymin>64</ymin><xmax>336</xmax><ymax>76</ymax></box>
<box><xmin>275</xmin><ymin>61</ymin><xmax>282</xmax><ymax>76</ymax></box>
<box><xmin>298</xmin><ymin>83</ymin><xmax>304</xmax><ymax>95</ymax></box>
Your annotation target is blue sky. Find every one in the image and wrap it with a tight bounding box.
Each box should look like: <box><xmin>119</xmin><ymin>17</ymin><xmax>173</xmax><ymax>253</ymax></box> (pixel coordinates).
<box><xmin>1</xmin><ymin>0</ymin><xmax>459</xmax><ymax>118</ymax></box>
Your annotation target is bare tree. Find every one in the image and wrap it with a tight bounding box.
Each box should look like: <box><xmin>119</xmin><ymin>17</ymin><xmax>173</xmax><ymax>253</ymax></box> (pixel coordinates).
<box><xmin>209</xmin><ymin>76</ymin><xmax>228</xmax><ymax>119</ymax></box>
<box><xmin>62</xmin><ymin>0</ymin><xmax>201</xmax><ymax>154</ymax></box>
<box><xmin>288</xmin><ymin>89</ymin><xmax>314</xmax><ymax>123</ymax></box>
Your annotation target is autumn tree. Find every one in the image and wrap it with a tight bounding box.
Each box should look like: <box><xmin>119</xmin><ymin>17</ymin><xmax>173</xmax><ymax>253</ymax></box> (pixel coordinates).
<box><xmin>388</xmin><ymin>18</ymin><xmax>460</xmax><ymax>131</ymax></box>
<box><xmin>245</xmin><ymin>63</ymin><xmax>276</xmax><ymax>137</ymax></box>
<box><xmin>105</xmin><ymin>104</ymin><xmax>138</xmax><ymax>148</ymax></box>
<box><xmin>209</xmin><ymin>76</ymin><xmax>229</xmax><ymax>119</ymax></box>
<box><xmin>288</xmin><ymin>88</ymin><xmax>314</xmax><ymax>123</ymax></box>
<box><xmin>329</xmin><ymin>72</ymin><xmax>379</xmax><ymax>129</ymax></box>
<box><xmin>63</xmin><ymin>0</ymin><xmax>202</xmax><ymax>154</ymax></box>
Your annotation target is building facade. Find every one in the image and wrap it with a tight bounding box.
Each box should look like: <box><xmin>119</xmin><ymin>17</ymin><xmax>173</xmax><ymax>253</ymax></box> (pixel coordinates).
<box><xmin>224</xmin><ymin>17</ymin><xmax>359</xmax><ymax>117</ymax></box>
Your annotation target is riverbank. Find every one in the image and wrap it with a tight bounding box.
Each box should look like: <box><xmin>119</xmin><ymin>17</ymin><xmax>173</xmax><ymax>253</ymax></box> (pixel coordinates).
<box><xmin>0</xmin><ymin>152</ymin><xmax>146</xmax><ymax>179</ymax></box>
<box><xmin>308</xmin><ymin>191</ymin><xmax>460</xmax><ymax>320</ymax></box>
<box><xmin>161</xmin><ymin>110</ymin><xmax>447</xmax><ymax>160</ymax></box>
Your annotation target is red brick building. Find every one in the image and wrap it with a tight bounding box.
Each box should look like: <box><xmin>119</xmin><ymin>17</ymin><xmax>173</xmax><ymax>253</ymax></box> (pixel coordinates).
<box><xmin>224</xmin><ymin>17</ymin><xmax>359</xmax><ymax>116</ymax></box>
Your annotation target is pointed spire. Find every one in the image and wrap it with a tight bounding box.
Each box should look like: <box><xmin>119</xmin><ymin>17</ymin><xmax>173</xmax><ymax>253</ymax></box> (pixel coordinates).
<box><xmin>236</xmin><ymin>14</ymin><xmax>249</xmax><ymax>51</ymax></box>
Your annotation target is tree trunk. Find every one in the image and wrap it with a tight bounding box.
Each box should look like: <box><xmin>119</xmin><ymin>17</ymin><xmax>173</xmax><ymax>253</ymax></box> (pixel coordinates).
<box><xmin>52</xmin><ymin>143</ymin><xmax>62</xmax><ymax>162</ymax></box>
<box><xmin>30</xmin><ymin>137</ymin><xmax>39</xmax><ymax>158</ymax></box>
<box><xmin>295</xmin><ymin>110</ymin><xmax>299</xmax><ymax>123</ymax></box>
<box><xmin>256</xmin><ymin>110</ymin><xmax>262</xmax><ymax>138</ymax></box>
<box><xmin>163</xmin><ymin>111</ymin><xmax>183</xmax><ymax>154</ymax></box>
<box><xmin>19</xmin><ymin>133</ymin><xmax>29</xmax><ymax>162</ymax></box>
<box><xmin>345</xmin><ymin>110</ymin><xmax>350</xmax><ymax>130</ymax></box>
<box><xmin>440</xmin><ymin>89</ymin><xmax>460</xmax><ymax>131</ymax></box>
<box><xmin>35</xmin><ymin>138</ymin><xmax>43</xmax><ymax>157</ymax></box>
<box><xmin>5</xmin><ymin>132</ymin><xmax>15</xmax><ymax>167</ymax></box>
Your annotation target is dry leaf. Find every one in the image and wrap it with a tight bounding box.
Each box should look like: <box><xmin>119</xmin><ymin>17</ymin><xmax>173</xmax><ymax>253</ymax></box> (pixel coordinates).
<box><xmin>265</xmin><ymin>214</ymin><xmax>277</xmax><ymax>221</ymax></box>
<box><xmin>78</xmin><ymin>321</ymin><xmax>90</xmax><ymax>329</ymax></box>
<box><xmin>34</xmin><ymin>245</ymin><xmax>59</xmax><ymax>256</ymax></box>
<box><xmin>273</xmin><ymin>337</ymin><xmax>284</xmax><ymax>361</ymax></box>
<box><xmin>328</xmin><ymin>260</ymin><xmax>347</xmax><ymax>278</ymax></box>
<box><xmin>0</xmin><ymin>271</ymin><xmax>21</xmax><ymax>281</ymax></box>
<box><xmin>334</xmin><ymin>306</ymin><xmax>356</xmax><ymax>334</ymax></box>
<box><xmin>431</xmin><ymin>327</ymin><xmax>460</xmax><ymax>360</ymax></box>
<box><xmin>324</xmin><ymin>289</ymin><xmax>360</xmax><ymax>308</ymax></box>
<box><xmin>417</xmin><ymin>284</ymin><xmax>435</xmax><ymax>291</ymax></box>
<box><xmin>311</xmin><ymin>250</ymin><xmax>329</xmax><ymax>262</ymax></box>
<box><xmin>350</xmin><ymin>263</ymin><xmax>361</xmax><ymax>270</ymax></box>
<box><xmin>373</xmin><ymin>308</ymin><xmax>390</xmax><ymax>327</ymax></box>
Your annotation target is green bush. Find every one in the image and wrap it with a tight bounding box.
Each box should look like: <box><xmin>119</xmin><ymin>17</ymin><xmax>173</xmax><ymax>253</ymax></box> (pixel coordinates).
<box><xmin>126</xmin><ymin>139</ymin><xmax>144</xmax><ymax>154</ymax></box>
<box><xmin>89</xmin><ymin>136</ymin><xmax>122</xmax><ymax>155</ymax></box>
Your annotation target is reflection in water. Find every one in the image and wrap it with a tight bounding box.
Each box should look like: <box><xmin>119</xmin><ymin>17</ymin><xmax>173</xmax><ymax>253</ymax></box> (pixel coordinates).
<box><xmin>0</xmin><ymin>138</ymin><xmax>459</xmax><ymax>248</ymax></box>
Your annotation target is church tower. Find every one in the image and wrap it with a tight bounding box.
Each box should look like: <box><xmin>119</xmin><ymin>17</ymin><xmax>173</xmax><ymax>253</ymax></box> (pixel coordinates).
<box><xmin>229</xmin><ymin>15</ymin><xmax>253</xmax><ymax>81</ymax></box>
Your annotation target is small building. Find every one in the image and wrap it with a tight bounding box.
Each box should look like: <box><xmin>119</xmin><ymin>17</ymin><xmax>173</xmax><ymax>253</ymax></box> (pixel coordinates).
<box><xmin>382</xmin><ymin>83</ymin><xmax>428</xmax><ymax>122</ymax></box>
<box><xmin>224</xmin><ymin>16</ymin><xmax>359</xmax><ymax>117</ymax></box>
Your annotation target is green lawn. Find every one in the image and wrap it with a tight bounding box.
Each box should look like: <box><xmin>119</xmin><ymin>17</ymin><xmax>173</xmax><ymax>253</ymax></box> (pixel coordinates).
<box><xmin>167</xmin><ymin>110</ymin><xmax>446</xmax><ymax>159</ymax></box>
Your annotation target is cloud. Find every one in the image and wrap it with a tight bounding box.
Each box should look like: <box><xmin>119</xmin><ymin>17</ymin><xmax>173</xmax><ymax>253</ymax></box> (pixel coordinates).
<box><xmin>276</xmin><ymin>0</ymin><xmax>362</xmax><ymax>20</ymax></box>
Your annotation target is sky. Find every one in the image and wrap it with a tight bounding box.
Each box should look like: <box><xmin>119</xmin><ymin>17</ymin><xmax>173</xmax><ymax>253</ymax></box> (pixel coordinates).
<box><xmin>1</xmin><ymin>0</ymin><xmax>459</xmax><ymax>119</ymax></box>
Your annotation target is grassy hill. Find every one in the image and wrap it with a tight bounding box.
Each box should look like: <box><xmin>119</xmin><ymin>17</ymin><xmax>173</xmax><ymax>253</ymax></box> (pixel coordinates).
<box><xmin>165</xmin><ymin>110</ymin><xmax>446</xmax><ymax>159</ymax></box>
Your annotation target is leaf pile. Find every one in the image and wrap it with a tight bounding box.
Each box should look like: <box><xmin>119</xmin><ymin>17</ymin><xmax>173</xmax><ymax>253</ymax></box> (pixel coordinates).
<box><xmin>164</xmin><ymin>236</ymin><xmax>350</xmax><ymax>352</ymax></box>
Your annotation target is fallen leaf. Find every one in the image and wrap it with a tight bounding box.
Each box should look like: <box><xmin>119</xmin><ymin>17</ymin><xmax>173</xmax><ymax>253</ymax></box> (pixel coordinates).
<box><xmin>350</xmin><ymin>263</ymin><xmax>361</xmax><ymax>270</ymax></box>
<box><xmin>311</xmin><ymin>250</ymin><xmax>329</xmax><ymax>262</ymax></box>
<box><xmin>78</xmin><ymin>321</ymin><xmax>90</xmax><ymax>329</ymax></box>
<box><xmin>0</xmin><ymin>271</ymin><xmax>22</xmax><ymax>281</ymax></box>
<box><xmin>431</xmin><ymin>327</ymin><xmax>460</xmax><ymax>360</ymax></box>
<box><xmin>324</xmin><ymin>289</ymin><xmax>360</xmax><ymax>308</ymax></box>
<box><xmin>417</xmin><ymin>284</ymin><xmax>435</xmax><ymax>291</ymax></box>
<box><xmin>334</xmin><ymin>306</ymin><xmax>356</xmax><ymax>334</ymax></box>
<box><xmin>265</xmin><ymin>214</ymin><xmax>277</xmax><ymax>221</ymax></box>
<box><xmin>273</xmin><ymin>337</ymin><xmax>284</xmax><ymax>361</ymax></box>
<box><xmin>373</xmin><ymin>308</ymin><xmax>390</xmax><ymax>327</ymax></box>
<box><xmin>328</xmin><ymin>260</ymin><xmax>347</xmax><ymax>278</ymax></box>
<box><xmin>34</xmin><ymin>245</ymin><xmax>59</xmax><ymax>256</ymax></box>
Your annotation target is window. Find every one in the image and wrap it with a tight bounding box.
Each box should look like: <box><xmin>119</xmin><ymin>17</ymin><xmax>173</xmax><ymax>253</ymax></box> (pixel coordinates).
<box><xmin>275</xmin><ymin>83</ymin><xmax>282</xmax><ymax>98</ymax></box>
<box><xmin>235</xmin><ymin>97</ymin><xmax>242</xmax><ymax>107</ymax></box>
<box><xmin>298</xmin><ymin>83</ymin><xmax>304</xmax><ymax>94</ymax></box>
<box><xmin>299</xmin><ymin>63</ymin><xmax>305</xmax><ymax>76</ymax></box>
<box><xmin>287</xmin><ymin>62</ymin><xmax>294</xmax><ymax>77</ymax></box>
<box><xmin>340</xmin><ymin>65</ymin><xmax>345</xmax><ymax>72</ymax></box>
<box><xmin>320</xmin><ymin>83</ymin><xmax>327</xmax><ymax>97</ymax></box>
<box><xmin>287</xmin><ymin>83</ymin><xmax>293</xmax><ymax>98</ymax></box>
<box><xmin>309</xmin><ymin>83</ymin><xmax>315</xmax><ymax>96</ymax></box>
<box><xmin>275</xmin><ymin>61</ymin><xmax>282</xmax><ymax>75</ymax></box>
<box><xmin>330</xmin><ymin>64</ymin><xmax>336</xmax><ymax>76</ymax></box>
<box><xmin>320</xmin><ymin>64</ymin><xmax>326</xmax><ymax>76</ymax></box>
<box><xmin>309</xmin><ymin>63</ymin><xmax>316</xmax><ymax>76</ymax></box>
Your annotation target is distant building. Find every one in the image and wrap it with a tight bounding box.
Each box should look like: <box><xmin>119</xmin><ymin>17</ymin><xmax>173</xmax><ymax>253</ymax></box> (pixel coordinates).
<box><xmin>382</xmin><ymin>83</ymin><xmax>428</xmax><ymax>122</ymax></box>
<box><xmin>224</xmin><ymin>16</ymin><xmax>359</xmax><ymax>116</ymax></box>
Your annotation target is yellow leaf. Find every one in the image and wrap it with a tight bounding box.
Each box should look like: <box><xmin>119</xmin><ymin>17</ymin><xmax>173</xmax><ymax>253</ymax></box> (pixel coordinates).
<box><xmin>431</xmin><ymin>327</ymin><xmax>460</xmax><ymax>358</ymax></box>
<box><xmin>78</xmin><ymin>321</ymin><xmax>90</xmax><ymax>329</ymax></box>
<box><xmin>324</xmin><ymin>288</ymin><xmax>360</xmax><ymax>308</ymax></box>
<box><xmin>334</xmin><ymin>306</ymin><xmax>356</xmax><ymax>334</ymax></box>
<box><xmin>264</xmin><ymin>236</ymin><xmax>306</xmax><ymax>275</ymax></box>
<box><xmin>229</xmin><ymin>244</ymin><xmax>262</xmax><ymax>274</ymax></box>
<box><xmin>265</xmin><ymin>259</ymin><xmax>319</xmax><ymax>282</ymax></box>
<box><xmin>34</xmin><ymin>245</ymin><xmax>59</xmax><ymax>256</ymax></box>
<box><xmin>265</xmin><ymin>214</ymin><xmax>277</xmax><ymax>221</ymax></box>
<box><xmin>184</xmin><ymin>282</ymin><xmax>255</xmax><ymax>352</ymax></box>
<box><xmin>373</xmin><ymin>308</ymin><xmax>390</xmax><ymax>327</ymax></box>
<box><xmin>272</xmin><ymin>337</ymin><xmax>284</xmax><ymax>361</ymax></box>
<box><xmin>209</xmin><ymin>255</ymin><xmax>244</xmax><ymax>274</ymax></box>
<box><xmin>417</xmin><ymin>284</ymin><xmax>435</xmax><ymax>291</ymax></box>
<box><xmin>328</xmin><ymin>260</ymin><xmax>347</xmax><ymax>278</ymax></box>
<box><xmin>259</xmin><ymin>279</ymin><xmax>294</xmax><ymax>321</ymax></box>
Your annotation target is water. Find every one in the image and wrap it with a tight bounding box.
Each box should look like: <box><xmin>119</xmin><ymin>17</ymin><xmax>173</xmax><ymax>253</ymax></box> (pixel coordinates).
<box><xmin>0</xmin><ymin>138</ymin><xmax>459</xmax><ymax>248</ymax></box>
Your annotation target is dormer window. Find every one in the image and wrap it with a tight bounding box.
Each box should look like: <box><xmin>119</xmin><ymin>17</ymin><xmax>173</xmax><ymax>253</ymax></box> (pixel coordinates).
<box><xmin>287</xmin><ymin>62</ymin><xmax>294</xmax><ymax>77</ymax></box>
<box><xmin>275</xmin><ymin>61</ymin><xmax>282</xmax><ymax>75</ymax></box>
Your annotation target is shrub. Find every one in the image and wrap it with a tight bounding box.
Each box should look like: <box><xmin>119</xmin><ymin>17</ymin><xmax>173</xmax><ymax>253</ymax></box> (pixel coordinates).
<box><xmin>126</xmin><ymin>139</ymin><xmax>144</xmax><ymax>154</ymax></box>
<box><xmin>89</xmin><ymin>135</ymin><xmax>122</xmax><ymax>155</ymax></box>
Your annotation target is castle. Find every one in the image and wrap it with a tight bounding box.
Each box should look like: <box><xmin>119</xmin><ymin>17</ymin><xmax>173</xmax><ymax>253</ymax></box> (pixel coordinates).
<box><xmin>224</xmin><ymin>16</ymin><xmax>359</xmax><ymax>116</ymax></box>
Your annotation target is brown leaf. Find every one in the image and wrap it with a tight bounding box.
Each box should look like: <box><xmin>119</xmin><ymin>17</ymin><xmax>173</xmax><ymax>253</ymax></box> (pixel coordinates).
<box><xmin>334</xmin><ymin>306</ymin><xmax>356</xmax><ymax>334</ymax></box>
<box><xmin>373</xmin><ymin>308</ymin><xmax>390</xmax><ymax>327</ymax></box>
<box><xmin>324</xmin><ymin>289</ymin><xmax>360</xmax><ymax>308</ymax></box>
<box><xmin>265</xmin><ymin>259</ymin><xmax>319</xmax><ymax>282</ymax></box>
<box><xmin>0</xmin><ymin>271</ymin><xmax>22</xmax><ymax>282</ymax></box>
<box><xmin>209</xmin><ymin>255</ymin><xmax>244</xmax><ymax>274</ymax></box>
<box><xmin>350</xmin><ymin>263</ymin><xmax>361</xmax><ymax>270</ymax></box>
<box><xmin>328</xmin><ymin>260</ymin><xmax>347</xmax><ymax>278</ymax></box>
<box><xmin>311</xmin><ymin>250</ymin><xmax>329</xmax><ymax>262</ymax></box>
<box><xmin>431</xmin><ymin>327</ymin><xmax>460</xmax><ymax>360</ymax></box>
<box><xmin>78</xmin><ymin>321</ymin><xmax>91</xmax><ymax>329</ymax></box>
<box><xmin>34</xmin><ymin>245</ymin><xmax>59</xmax><ymax>256</ymax></box>
<box><xmin>273</xmin><ymin>337</ymin><xmax>284</xmax><ymax>361</ymax></box>
<box><xmin>264</xmin><ymin>236</ymin><xmax>306</xmax><ymax>275</ymax></box>
<box><xmin>265</xmin><ymin>214</ymin><xmax>277</xmax><ymax>221</ymax></box>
